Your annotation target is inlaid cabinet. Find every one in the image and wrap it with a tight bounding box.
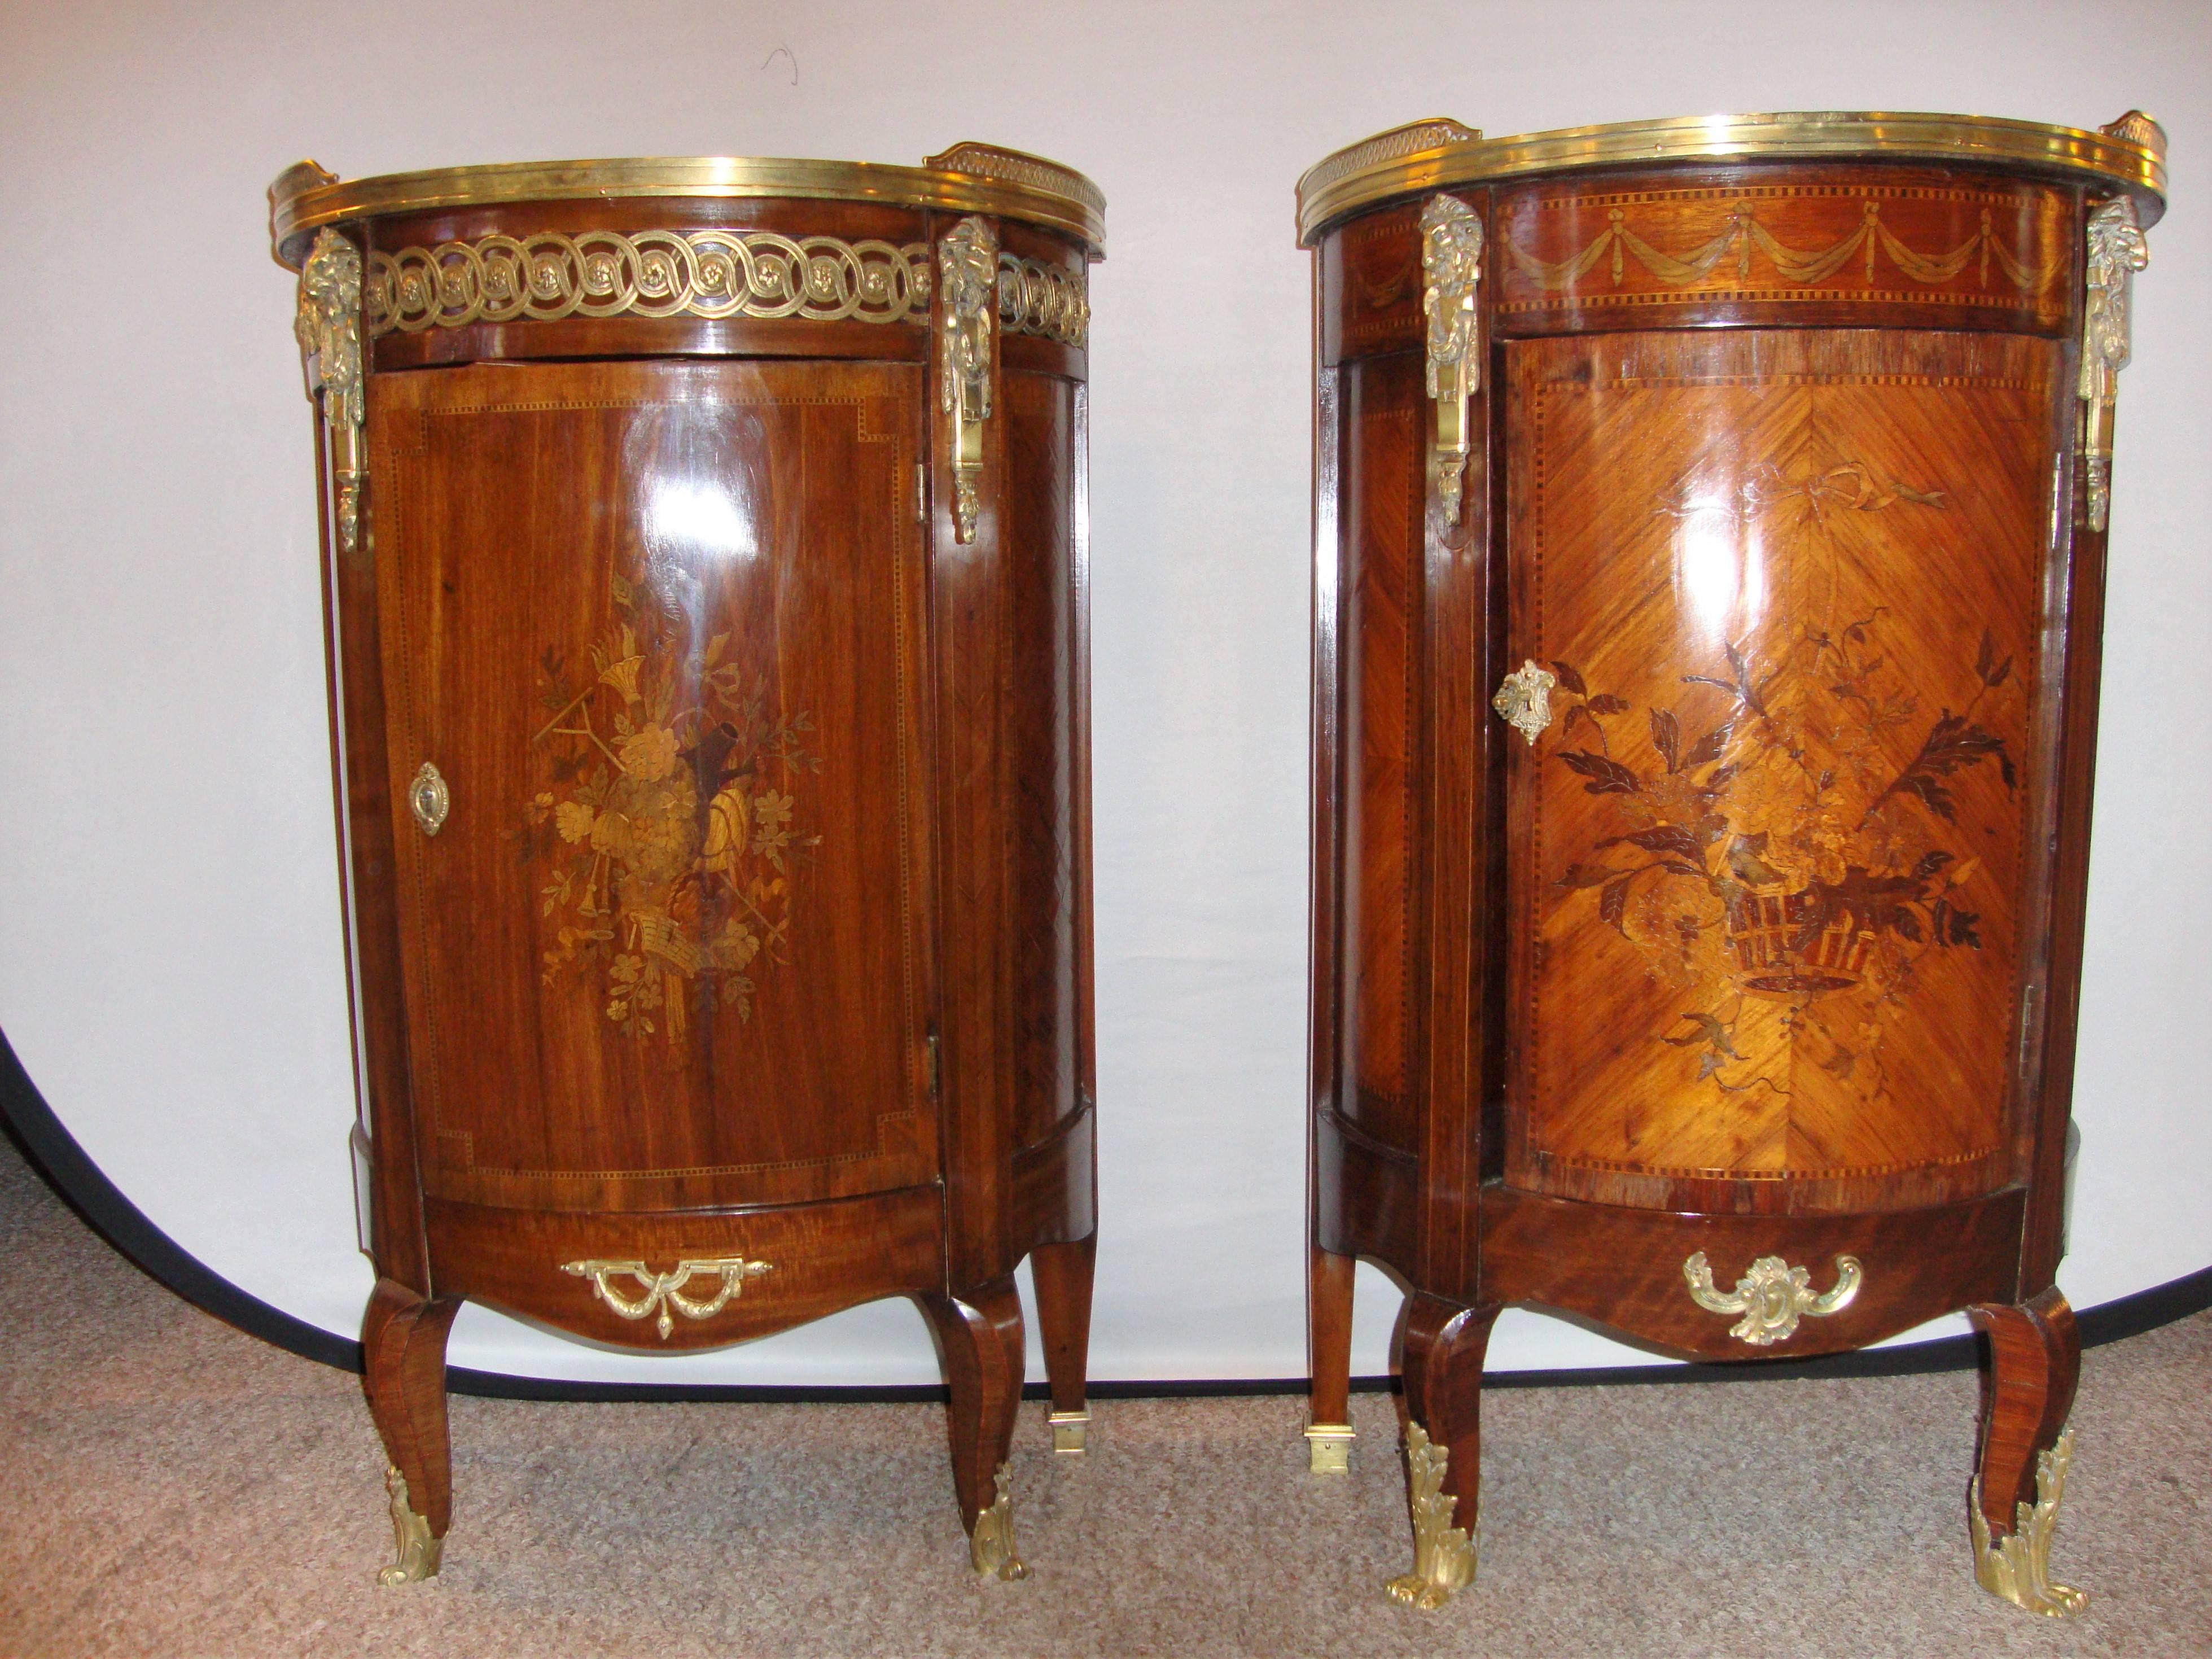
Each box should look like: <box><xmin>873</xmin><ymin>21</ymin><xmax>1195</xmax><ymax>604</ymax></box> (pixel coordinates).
<box><xmin>1297</xmin><ymin>111</ymin><xmax>2164</xmax><ymax>1613</ymax></box>
<box><xmin>271</xmin><ymin>146</ymin><xmax>1102</xmax><ymax>1583</ymax></box>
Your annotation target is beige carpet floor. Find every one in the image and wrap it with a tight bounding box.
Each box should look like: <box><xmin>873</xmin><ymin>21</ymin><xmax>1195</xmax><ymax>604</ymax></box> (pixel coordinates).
<box><xmin>3</xmin><ymin>1133</ymin><xmax>2208</xmax><ymax>1658</ymax></box>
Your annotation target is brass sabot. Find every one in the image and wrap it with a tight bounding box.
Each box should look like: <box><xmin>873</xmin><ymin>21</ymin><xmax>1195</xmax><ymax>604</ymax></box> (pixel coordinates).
<box><xmin>1298</xmin><ymin>110</ymin><xmax>2167</xmax><ymax>244</ymax></box>
<box><xmin>269</xmin><ymin>144</ymin><xmax>1105</xmax><ymax>268</ymax></box>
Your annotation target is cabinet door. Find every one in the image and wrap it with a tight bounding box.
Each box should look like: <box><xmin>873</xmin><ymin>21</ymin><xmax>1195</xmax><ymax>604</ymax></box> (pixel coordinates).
<box><xmin>1502</xmin><ymin>330</ymin><xmax>2062</xmax><ymax>1216</ymax></box>
<box><xmin>369</xmin><ymin>360</ymin><xmax>936</xmax><ymax>1212</ymax></box>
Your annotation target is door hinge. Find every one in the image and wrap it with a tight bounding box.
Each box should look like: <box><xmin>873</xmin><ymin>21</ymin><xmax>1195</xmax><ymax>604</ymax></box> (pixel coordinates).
<box><xmin>926</xmin><ymin>1031</ymin><xmax>940</xmax><ymax>1096</ymax></box>
<box><xmin>916</xmin><ymin>460</ymin><xmax>927</xmax><ymax>524</ymax></box>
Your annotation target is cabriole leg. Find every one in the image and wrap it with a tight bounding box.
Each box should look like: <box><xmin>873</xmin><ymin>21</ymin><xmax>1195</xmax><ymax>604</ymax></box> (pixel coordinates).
<box><xmin>362</xmin><ymin>1277</ymin><xmax>461</xmax><ymax>1586</ymax></box>
<box><xmin>1031</xmin><ymin>1234</ymin><xmax>1096</xmax><ymax>1453</ymax></box>
<box><xmin>919</xmin><ymin>1277</ymin><xmax>1030</xmax><ymax>1579</ymax></box>
<box><xmin>1306</xmin><ymin>1245</ymin><xmax>1357</xmax><ymax>1472</ymax></box>
<box><xmin>1389</xmin><ymin>1294</ymin><xmax>1500</xmax><ymax>1610</ymax></box>
<box><xmin>1966</xmin><ymin>1287</ymin><xmax>2086</xmax><ymax>1616</ymax></box>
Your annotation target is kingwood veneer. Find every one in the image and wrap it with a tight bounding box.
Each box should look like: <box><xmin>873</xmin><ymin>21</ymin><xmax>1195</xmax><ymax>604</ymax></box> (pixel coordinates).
<box><xmin>270</xmin><ymin>145</ymin><xmax>1102</xmax><ymax>1584</ymax></box>
<box><xmin>1296</xmin><ymin>110</ymin><xmax>2166</xmax><ymax>1614</ymax></box>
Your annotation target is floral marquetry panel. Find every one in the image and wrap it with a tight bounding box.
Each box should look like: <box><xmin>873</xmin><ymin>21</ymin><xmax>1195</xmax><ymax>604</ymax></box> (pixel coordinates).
<box><xmin>1503</xmin><ymin>329</ymin><xmax>2057</xmax><ymax>1215</ymax></box>
<box><xmin>370</xmin><ymin>358</ymin><xmax>936</xmax><ymax>1214</ymax></box>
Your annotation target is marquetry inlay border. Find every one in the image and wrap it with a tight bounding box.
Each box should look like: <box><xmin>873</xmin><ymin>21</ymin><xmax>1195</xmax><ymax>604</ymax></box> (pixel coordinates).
<box><xmin>1493</xmin><ymin>183</ymin><xmax>2067</xmax><ymax>317</ymax></box>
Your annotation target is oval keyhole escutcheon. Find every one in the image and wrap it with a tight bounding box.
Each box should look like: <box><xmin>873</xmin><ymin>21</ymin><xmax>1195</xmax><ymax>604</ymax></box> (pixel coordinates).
<box><xmin>408</xmin><ymin>761</ymin><xmax>450</xmax><ymax>837</ymax></box>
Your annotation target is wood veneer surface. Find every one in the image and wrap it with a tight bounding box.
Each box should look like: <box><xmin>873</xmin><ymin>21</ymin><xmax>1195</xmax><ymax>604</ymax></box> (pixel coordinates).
<box><xmin>1503</xmin><ymin>329</ymin><xmax>2057</xmax><ymax>1215</ymax></box>
<box><xmin>370</xmin><ymin>360</ymin><xmax>937</xmax><ymax>1216</ymax></box>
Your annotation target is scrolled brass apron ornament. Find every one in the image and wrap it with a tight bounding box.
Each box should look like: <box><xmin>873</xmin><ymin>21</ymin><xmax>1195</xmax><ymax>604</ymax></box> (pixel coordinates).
<box><xmin>561</xmin><ymin>1255</ymin><xmax>773</xmax><ymax>1339</ymax></box>
<box><xmin>1683</xmin><ymin>1251</ymin><xmax>1861</xmax><ymax>1345</ymax></box>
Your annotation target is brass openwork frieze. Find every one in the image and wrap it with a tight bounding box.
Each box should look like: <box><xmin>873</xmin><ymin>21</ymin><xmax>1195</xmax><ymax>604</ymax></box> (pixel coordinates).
<box><xmin>364</xmin><ymin>230</ymin><xmax>934</xmax><ymax>335</ymax></box>
<box><xmin>997</xmin><ymin>253</ymin><xmax>1089</xmax><ymax>348</ymax></box>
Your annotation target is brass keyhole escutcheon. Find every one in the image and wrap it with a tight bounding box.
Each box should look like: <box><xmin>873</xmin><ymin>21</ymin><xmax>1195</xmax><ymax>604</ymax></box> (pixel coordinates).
<box><xmin>1491</xmin><ymin>660</ymin><xmax>1558</xmax><ymax>746</ymax></box>
<box><xmin>408</xmin><ymin>761</ymin><xmax>450</xmax><ymax>837</ymax></box>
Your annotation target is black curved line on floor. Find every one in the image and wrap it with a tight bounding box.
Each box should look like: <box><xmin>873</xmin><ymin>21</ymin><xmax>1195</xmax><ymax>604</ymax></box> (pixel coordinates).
<box><xmin>6</xmin><ymin>1022</ymin><xmax>2209</xmax><ymax>1403</ymax></box>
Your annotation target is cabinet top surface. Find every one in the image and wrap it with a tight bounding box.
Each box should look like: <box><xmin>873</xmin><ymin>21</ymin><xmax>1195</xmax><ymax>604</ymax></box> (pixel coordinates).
<box><xmin>1296</xmin><ymin>110</ymin><xmax>2166</xmax><ymax>244</ymax></box>
<box><xmin>269</xmin><ymin>143</ymin><xmax>1106</xmax><ymax>266</ymax></box>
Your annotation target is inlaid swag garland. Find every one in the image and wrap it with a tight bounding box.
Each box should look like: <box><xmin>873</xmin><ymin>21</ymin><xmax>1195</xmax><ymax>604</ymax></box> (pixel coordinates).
<box><xmin>362</xmin><ymin>227</ymin><xmax>1092</xmax><ymax>346</ymax></box>
<box><xmin>1505</xmin><ymin>200</ymin><xmax>2058</xmax><ymax>295</ymax></box>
